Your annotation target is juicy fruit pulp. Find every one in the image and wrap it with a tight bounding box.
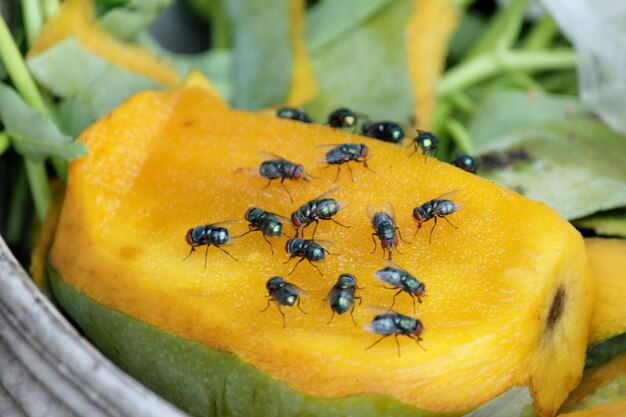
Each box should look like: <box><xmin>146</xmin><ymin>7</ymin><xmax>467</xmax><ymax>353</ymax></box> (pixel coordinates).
<box><xmin>51</xmin><ymin>85</ymin><xmax>594</xmax><ymax>416</ymax></box>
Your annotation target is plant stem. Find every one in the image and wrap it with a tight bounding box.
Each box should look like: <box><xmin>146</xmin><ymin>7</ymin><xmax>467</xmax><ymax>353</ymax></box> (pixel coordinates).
<box><xmin>522</xmin><ymin>15</ymin><xmax>559</xmax><ymax>50</ymax></box>
<box><xmin>21</xmin><ymin>0</ymin><xmax>43</xmax><ymax>47</ymax></box>
<box><xmin>50</xmin><ymin>156</ymin><xmax>67</xmax><ymax>183</ymax></box>
<box><xmin>0</xmin><ymin>131</ymin><xmax>10</xmax><ymax>155</ymax></box>
<box><xmin>0</xmin><ymin>13</ymin><xmax>53</xmax><ymax>221</ymax></box>
<box><xmin>445</xmin><ymin>118</ymin><xmax>474</xmax><ymax>154</ymax></box>
<box><xmin>0</xmin><ymin>14</ymin><xmax>48</xmax><ymax>116</ymax></box>
<box><xmin>24</xmin><ymin>159</ymin><xmax>51</xmax><ymax>223</ymax></box>
<box><xmin>4</xmin><ymin>166</ymin><xmax>29</xmax><ymax>245</ymax></box>
<box><xmin>449</xmin><ymin>92</ymin><xmax>476</xmax><ymax>115</ymax></box>
<box><xmin>438</xmin><ymin>49</ymin><xmax>577</xmax><ymax>97</ymax></box>
<box><xmin>41</xmin><ymin>0</ymin><xmax>60</xmax><ymax>21</ymax></box>
<box><xmin>464</xmin><ymin>0</ymin><xmax>528</xmax><ymax>61</ymax></box>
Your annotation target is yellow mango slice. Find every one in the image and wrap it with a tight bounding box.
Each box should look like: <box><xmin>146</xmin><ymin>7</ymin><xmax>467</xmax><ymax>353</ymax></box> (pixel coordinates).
<box><xmin>29</xmin><ymin>0</ymin><xmax>181</xmax><ymax>87</ymax></box>
<box><xmin>585</xmin><ymin>238</ymin><xmax>626</xmax><ymax>344</ymax></box>
<box><xmin>51</xmin><ymin>85</ymin><xmax>593</xmax><ymax>416</ymax></box>
<box><xmin>559</xmin><ymin>351</ymin><xmax>626</xmax><ymax>416</ymax></box>
<box><xmin>408</xmin><ymin>0</ymin><xmax>460</xmax><ymax>129</ymax></box>
<box><xmin>284</xmin><ymin>0</ymin><xmax>318</xmax><ymax>106</ymax></box>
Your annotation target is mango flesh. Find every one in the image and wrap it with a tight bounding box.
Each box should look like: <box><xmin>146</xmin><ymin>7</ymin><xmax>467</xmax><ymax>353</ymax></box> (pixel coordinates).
<box><xmin>28</xmin><ymin>0</ymin><xmax>181</xmax><ymax>87</ymax></box>
<box><xmin>50</xmin><ymin>85</ymin><xmax>594</xmax><ymax>416</ymax></box>
<box><xmin>585</xmin><ymin>238</ymin><xmax>626</xmax><ymax>344</ymax></box>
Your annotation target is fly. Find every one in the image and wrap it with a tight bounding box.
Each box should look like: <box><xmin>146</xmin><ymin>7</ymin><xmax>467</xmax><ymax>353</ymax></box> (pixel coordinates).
<box><xmin>325</xmin><ymin>274</ymin><xmax>363</xmax><ymax>325</ymax></box>
<box><xmin>364</xmin><ymin>309</ymin><xmax>425</xmax><ymax>357</ymax></box>
<box><xmin>317</xmin><ymin>143</ymin><xmax>374</xmax><ymax>182</ymax></box>
<box><xmin>291</xmin><ymin>187</ymin><xmax>349</xmax><ymax>239</ymax></box>
<box><xmin>367</xmin><ymin>202</ymin><xmax>408</xmax><ymax>260</ymax></box>
<box><xmin>284</xmin><ymin>238</ymin><xmax>338</xmax><ymax>276</ymax></box>
<box><xmin>326</xmin><ymin>108</ymin><xmax>361</xmax><ymax>131</ymax></box>
<box><xmin>451</xmin><ymin>154</ymin><xmax>478</xmax><ymax>174</ymax></box>
<box><xmin>361</xmin><ymin>121</ymin><xmax>404</xmax><ymax>144</ymax></box>
<box><xmin>184</xmin><ymin>220</ymin><xmax>238</xmax><ymax>266</ymax></box>
<box><xmin>276</xmin><ymin>107</ymin><xmax>312</xmax><ymax>123</ymax></box>
<box><xmin>258</xmin><ymin>151</ymin><xmax>313</xmax><ymax>202</ymax></box>
<box><xmin>261</xmin><ymin>276</ymin><xmax>307</xmax><ymax>328</ymax></box>
<box><xmin>413</xmin><ymin>191</ymin><xmax>463</xmax><ymax>243</ymax></box>
<box><xmin>409</xmin><ymin>130</ymin><xmax>439</xmax><ymax>162</ymax></box>
<box><xmin>239</xmin><ymin>207</ymin><xmax>291</xmax><ymax>255</ymax></box>
<box><xmin>374</xmin><ymin>261</ymin><xmax>425</xmax><ymax>314</ymax></box>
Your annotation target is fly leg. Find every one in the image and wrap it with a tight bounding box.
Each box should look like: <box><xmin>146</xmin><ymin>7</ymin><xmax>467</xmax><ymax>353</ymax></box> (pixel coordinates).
<box><xmin>215</xmin><ymin>245</ymin><xmax>238</xmax><ymax>261</ymax></box>
<box><xmin>183</xmin><ymin>246</ymin><xmax>196</xmax><ymax>261</ymax></box>
<box><xmin>413</xmin><ymin>221</ymin><xmax>423</xmax><ymax>237</ymax></box>
<box><xmin>288</xmin><ymin>257</ymin><xmax>306</xmax><ymax>275</ymax></box>
<box><xmin>370</xmin><ymin>233</ymin><xmax>378</xmax><ymax>254</ymax></box>
<box><xmin>260</xmin><ymin>178</ymin><xmax>273</xmax><ymax>190</ymax></box>
<box><xmin>442</xmin><ymin>215</ymin><xmax>459</xmax><ymax>229</ymax></box>
<box><xmin>396</xmin><ymin>227</ymin><xmax>411</xmax><ymax>244</ymax></box>
<box><xmin>311</xmin><ymin>220</ymin><xmax>319</xmax><ymax>240</ymax></box>
<box><xmin>365</xmin><ymin>334</ymin><xmax>389</xmax><ymax>351</ymax></box>
<box><xmin>235</xmin><ymin>225</ymin><xmax>257</xmax><ymax>238</ymax></box>
<box><xmin>307</xmin><ymin>259</ymin><xmax>324</xmax><ymax>276</ymax></box>
<box><xmin>204</xmin><ymin>245</ymin><xmax>210</xmax><ymax>267</ymax></box>
<box><xmin>330</xmin><ymin>218</ymin><xmax>351</xmax><ymax>229</ymax></box>
<box><xmin>333</xmin><ymin>165</ymin><xmax>342</xmax><ymax>183</ymax></box>
<box><xmin>276</xmin><ymin>304</ymin><xmax>287</xmax><ymax>328</ymax></box>
<box><xmin>262</xmin><ymin>234</ymin><xmax>274</xmax><ymax>255</ymax></box>
<box><xmin>327</xmin><ymin>311</ymin><xmax>336</xmax><ymax>324</ymax></box>
<box><xmin>409</xmin><ymin>334</ymin><xmax>427</xmax><ymax>351</ymax></box>
<box><xmin>394</xmin><ymin>333</ymin><xmax>402</xmax><ymax>357</ymax></box>
<box><xmin>389</xmin><ymin>289</ymin><xmax>403</xmax><ymax>310</ymax></box>
<box><xmin>280</xmin><ymin>178</ymin><xmax>294</xmax><ymax>202</ymax></box>
<box><xmin>346</xmin><ymin>163</ymin><xmax>354</xmax><ymax>182</ymax></box>
<box><xmin>429</xmin><ymin>217</ymin><xmax>438</xmax><ymax>244</ymax></box>
<box><xmin>296</xmin><ymin>297</ymin><xmax>307</xmax><ymax>315</ymax></box>
<box><xmin>349</xmin><ymin>303</ymin><xmax>358</xmax><ymax>325</ymax></box>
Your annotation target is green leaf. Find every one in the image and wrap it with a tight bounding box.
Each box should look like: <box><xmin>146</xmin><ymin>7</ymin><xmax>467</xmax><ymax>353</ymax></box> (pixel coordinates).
<box><xmin>305</xmin><ymin>0</ymin><xmax>391</xmax><ymax>53</ymax></box>
<box><xmin>586</xmin><ymin>334</ymin><xmax>626</xmax><ymax>370</ymax></box>
<box><xmin>573</xmin><ymin>209</ymin><xmax>626</xmax><ymax>238</ymax></box>
<box><xmin>27</xmin><ymin>37</ymin><xmax>161</xmax><ymax>135</ymax></box>
<box><xmin>468</xmin><ymin>90</ymin><xmax>590</xmax><ymax>146</ymax></box>
<box><xmin>0</xmin><ymin>82</ymin><xmax>87</xmax><ymax>162</ymax></box>
<box><xmin>49</xmin><ymin>267</ymin><xmax>459</xmax><ymax>417</ymax></box>
<box><xmin>98</xmin><ymin>0</ymin><xmax>172</xmax><ymax>41</ymax></box>
<box><xmin>447</xmin><ymin>12</ymin><xmax>486</xmax><ymax>65</ymax></box>
<box><xmin>462</xmin><ymin>388</ymin><xmax>537</xmax><ymax>417</ymax></box>
<box><xmin>138</xmin><ymin>33</ymin><xmax>233</xmax><ymax>102</ymax></box>
<box><xmin>223</xmin><ymin>0</ymin><xmax>292</xmax><ymax>110</ymax></box>
<box><xmin>0</xmin><ymin>59</ymin><xmax>6</xmax><ymax>79</ymax></box>
<box><xmin>475</xmin><ymin>117</ymin><xmax>626</xmax><ymax>220</ymax></box>
<box><xmin>305</xmin><ymin>0</ymin><xmax>415</xmax><ymax>124</ymax></box>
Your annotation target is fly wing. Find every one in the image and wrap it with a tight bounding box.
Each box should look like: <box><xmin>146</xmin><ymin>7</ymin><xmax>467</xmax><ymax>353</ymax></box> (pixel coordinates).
<box><xmin>366</xmin><ymin>204</ymin><xmax>378</xmax><ymax>222</ymax></box>
<box><xmin>382</xmin><ymin>259</ymin><xmax>409</xmax><ymax>274</ymax></box>
<box><xmin>373</xmin><ymin>265</ymin><xmax>402</xmax><ymax>287</ymax></box>
<box><xmin>206</xmin><ymin>219</ymin><xmax>240</xmax><ymax>228</ymax></box>
<box><xmin>309</xmin><ymin>186</ymin><xmax>340</xmax><ymax>202</ymax></box>
<box><xmin>311</xmin><ymin>239</ymin><xmax>336</xmax><ymax>249</ymax></box>
<box><xmin>257</xmin><ymin>151</ymin><xmax>289</xmax><ymax>162</ymax></box>
<box><xmin>430</xmin><ymin>189</ymin><xmax>460</xmax><ymax>201</ymax></box>
<box><xmin>235</xmin><ymin>166</ymin><xmax>264</xmax><ymax>178</ymax></box>
<box><xmin>265</xmin><ymin>212</ymin><xmax>293</xmax><ymax>226</ymax></box>
<box><xmin>383</xmin><ymin>201</ymin><xmax>396</xmax><ymax>221</ymax></box>
<box><xmin>288</xmin><ymin>282</ymin><xmax>308</xmax><ymax>298</ymax></box>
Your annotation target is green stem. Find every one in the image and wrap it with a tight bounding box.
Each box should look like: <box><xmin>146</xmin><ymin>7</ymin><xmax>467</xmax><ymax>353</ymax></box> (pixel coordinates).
<box><xmin>539</xmin><ymin>71</ymin><xmax>578</xmax><ymax>94</ymax></box>
<box><xmin>452</xmin><ymin>0</ymin><xmax>477</xmax><ymax>10</ymax></box>
<box><xmin>24</xmin><ymin>159</ymin><xmax>51</xmax><ymax>223</ymax></box>
<box><xmin>0</xmin><ymin>14</ymin><xmax>49</xmax><ymax>116</ymax></box>
<box><xmin>438</xmin><ymin>49</ymin><xmax>577</xmax><ymax>97</ymax></box>
<box><xmin>21</xmin><ymin>0</ymin><xmax>43</xmax><ymax>47</ymax></box>
<box><xmin>445</xmin><ymin>118</ymin><xmax>474</xmax><ymax>154</ymax></box>
<box><xmin>0</xmin><ymin>131</ymin><xmax>10</xmax><ymax>155</ymax></box>
<box><xmin>209</xmin><ymin>2</ymin><xmax>230</xmax><ymax>49</ymax></box>
<box><xmin>449</xmin><ymin>92</ymin><xmax>476</xmax><ymax>115</ymax></box>
<box><xmin>41</xmin><ymin>0</ymin><xmax>60</xmax><ymax>21</ymax></box>
<box><xmin>522</xmin><ymin>15</ymin><xmax>559</xmax><ymax>50</ymax></box>
<box><xmin>464</xmin><ymin>0</ymin><xmax>528</xmax><ymax>61</ymax></box>
<box><xmin>432</xmin><ymin>98</ymin><xmax>453</xmax><ymax>137</ymax></box>
<box><xmin>4</xmin><ymin>167</ymin><xmax>29</xmax><ymax>245</ymax></box>
<box><xmin>50</xmin><ymin>155</ymin><xmax>68</xmax><ymax>183</ymax></box>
